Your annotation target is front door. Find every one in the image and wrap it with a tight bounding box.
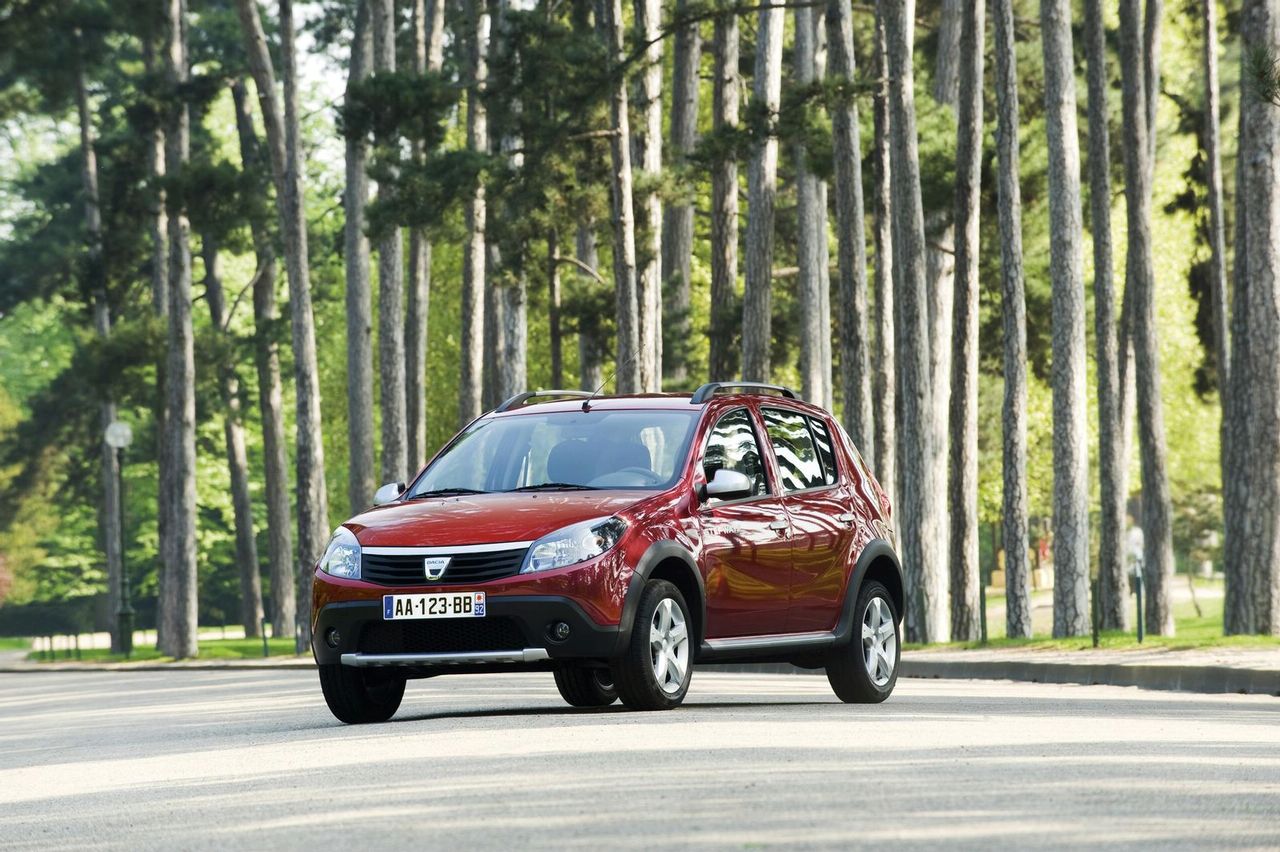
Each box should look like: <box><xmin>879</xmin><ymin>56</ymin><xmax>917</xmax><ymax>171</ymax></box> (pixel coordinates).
<box><xmin>697</xmin><ymin>407</ymin><xmax>794</xmax><ymax>638</ymax></box>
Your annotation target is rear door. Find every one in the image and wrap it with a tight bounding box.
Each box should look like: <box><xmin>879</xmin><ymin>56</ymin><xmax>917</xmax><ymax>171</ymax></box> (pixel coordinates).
<box><xmin>696</xmin><ymin>407</ymin><xmax>794</xmax><ymax>638</ymax></box>
<box><xmin>759</xmin><ymin>407</ymin><xmax>857</xmax><ymax>633</ymax></box>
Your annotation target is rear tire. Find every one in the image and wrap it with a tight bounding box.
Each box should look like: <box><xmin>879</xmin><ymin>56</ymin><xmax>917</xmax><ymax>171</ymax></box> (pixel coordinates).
<box><xmin>553</xmin><ymin>665</ymin><xmax>618</xmax><ymax>707</ymax></box>
<box><xmin>319</xmin><ymin>664</ymin><xmax>406</xmax><ymax>724</ymax></box>
<box><xmin>611</xmin><ymin>580</ymin><xmax>693</xmax><ymax>711</ymax></box>
<box><xmin>826</xmin><ymin>580</ymin><xmax>899</xmax><ymax>704</ymax></box>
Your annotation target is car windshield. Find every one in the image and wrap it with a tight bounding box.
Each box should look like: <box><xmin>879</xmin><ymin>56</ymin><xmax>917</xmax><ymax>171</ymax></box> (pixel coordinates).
<box><xmin>408</xmin><ymin>409</ymin><xmax>700</xmax><ymax>495</ymax></box>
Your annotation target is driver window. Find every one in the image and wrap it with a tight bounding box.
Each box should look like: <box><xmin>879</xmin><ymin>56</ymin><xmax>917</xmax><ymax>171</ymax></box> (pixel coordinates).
<box><xmin>703</xmin><ymin>409</ymin><xmax>769</xmax><ymax>502</ymax></box>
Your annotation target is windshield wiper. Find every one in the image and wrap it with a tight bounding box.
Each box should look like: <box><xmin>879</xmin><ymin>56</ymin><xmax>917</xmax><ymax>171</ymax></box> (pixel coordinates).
<box><xmin>507</xmin><ymin>482</ymin><xmax>599</xmax><ymax>492</ymax></box>
<box><xmin>407</xmin><ymin>488</ymin><xmax>489</xmax><ymax>499</ymax></box>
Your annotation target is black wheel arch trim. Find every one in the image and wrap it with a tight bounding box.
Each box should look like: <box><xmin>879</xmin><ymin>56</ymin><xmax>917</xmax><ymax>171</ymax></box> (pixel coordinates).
<box><xmin>833</xmin><ymin>538</ymin><xmax>904</xmax><ymax>644</ymax></box>
<box><xmin>615</xmin><ymin>539</ymin><xmax>706</xmax><ymax>656</ymax></box>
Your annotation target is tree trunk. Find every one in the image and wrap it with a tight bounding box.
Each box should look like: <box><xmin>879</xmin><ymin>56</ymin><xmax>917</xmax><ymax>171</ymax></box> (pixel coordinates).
<box><xmin>1041</xmin><ymin>0</ymin><xmax>1091</xmax><ymax>638</ymax></box>
<box><xmin>870</xmin><ymin>3</ymin><xmax>893</xmax><ymax>493</ymax></box>
<box><xmin>708</xmin><ymin>11</ymin><xmax>739</xmax><ymax>384</ymax></box>
<box><xmin>741</xmin><ymin>0</ymin><xmax>783</xmax><ymax>383</ymax></box>
<box><xmin>1120</xmin><ymin>0</ymin><xmax>1176</xmax><ymax>636</ymax></box>
<box><xmin>231</xmin><ymin>78</ymin><xmax>295</xmax><ymax>640</ymax></box>
<box><xmin>1202</xmin><ymin>0</ymin><xmax>1230</xmax><ymax>593</ymax></box>
<box><xmin>74</xmin><ymin>60</ymin><xmax>125</xmax><ymax>655</ymax></box>
<box><xmin>633</xmin><ymin>0</ymin><xmax>662</xmax><ymax>392</ymax></box>
<box><xmin>795</xmin><ymin>2</ymin><xmax>823</xmax><ymax>404</ymax></box>
<box><xmin>370</xmin><ymin>0</ymin><xmax>407</xmax><ymax>485</ymax></box>
<box><xmin>827</xmin><ymin>0</ymin><xmax>871</xmax><ymax>457</ymax></box>
<box><xmin>993</xmin><ymin>0</ymin><xmax>1031</xmax><ymax>639</ymax></box>
<box><xmin>234</xmin><ymin>0</ymin><xmax>331</xmax><ymax>650</ymax></box>
<box><xmin>405</xmin><ymin>0</ymin><xmax>441</xmax><ymax>471</ymax></box>
<box><xmin>883</xmin><ymin>0</ymin><xmax>943</xmax><ymax>643</ymax></box>
<box><xmin>1144</xmin><ymin>0</ymin><xmax>1162</xmax><ymax>177</ymax></box>
<box><xmin>203</xmin><ymin>238</ymin><xmax>264</xmax><ymax>639</ymax></box>
<box><xmin>549</xmin><ymin>228</ymin><xmax>563</xmax><ymax>387</ymax></box>
<box><xmin>459</xmin><ymin>0</ymin><xmax>489</xmax><ymax>425</ymax></box>
<box><xmin>947</xmin><ymin>0</ymin><xmax>983</xmax><ymax>642</ymax></box>
<box><xmin>576</xmin><ymin>221</ymin><xmax>606</xmax><ymax>391</ymax></box>
<box><xmin>483</xmin><ymin>244</ymin><xmax>506</xmax><ymax>408</ymax></box>
<box><xmin>1084</xmin><ymin>0</ymin><xmax>1127</xmax><ymax>632</ymax></box>
<box><xmin>600</xmin><ymin>0</ymin><xmax>640</xmax><ymax>393</ymax></box>
<box><xmin>159</xmin><ymin>0</ymin><xmax>198</xmax><ymax>659</ymax></box>
<box><xmin>1227</xmin><ymin>0</ymin><xmax>1280</xmax><ymax>634</ymax></box>
<box><xmin>932</xmin><ymin>0</ymin><xmax>963</xmax><ymax>107</ymax></box>
<box><xmin>663</xmin><ymin>0</ymin><xmax>700</xmax><ymax>385</ymax></box>
<box><xmin>344</xmin><ymin>0</ymin><xmax>375</xmax><ymax>510</ymax></box>
<box><xmin>1224</xmin><ymin>107</ymin><xmax>1251</xmax><ymax>634</ymax></box>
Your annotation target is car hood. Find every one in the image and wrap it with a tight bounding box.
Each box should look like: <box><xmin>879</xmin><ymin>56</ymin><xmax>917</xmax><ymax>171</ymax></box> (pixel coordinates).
<box><xmin>345</xmin><ymin>490</ymin><xmax>653</xmax><ymax>547</ymax></box>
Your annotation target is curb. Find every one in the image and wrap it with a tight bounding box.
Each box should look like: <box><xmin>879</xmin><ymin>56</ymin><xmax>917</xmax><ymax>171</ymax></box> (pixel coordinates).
<box><xmin>898</xmin><ymin>658</ymin><xmax>1280</xmax><ymax>696</ymax></box>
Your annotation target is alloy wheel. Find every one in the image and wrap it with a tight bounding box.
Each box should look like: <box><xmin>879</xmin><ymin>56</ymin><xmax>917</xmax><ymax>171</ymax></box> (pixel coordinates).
<box><xmin>649</xmin><ymin>597</ymin><xmax>689</xmax><ymax>694</ymax></box>
<box><xmin>861</xmin><ymin>596</ymin><xmax>897</xmax><ymax>687</ymax></box>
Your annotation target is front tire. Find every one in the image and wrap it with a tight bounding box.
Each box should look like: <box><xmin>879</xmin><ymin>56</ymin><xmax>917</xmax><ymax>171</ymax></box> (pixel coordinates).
<box><xmin>553</xmin><ymin>665</ymin><xmax>618</xmax><ymax>707</ymax></box>
<box><xmin>826</xmin><ymin>580</ymin><xmax>899</xmax><ymax>703</ymax></box>
<box><xmin>319</xmin><ymin>664</ymin><xmax>406</xmax><ymax>724</ymax></box>
<box><xmin>611</xmin><ymin>580</ymin><xmax>693</xmax><ymax>711</ymax></box>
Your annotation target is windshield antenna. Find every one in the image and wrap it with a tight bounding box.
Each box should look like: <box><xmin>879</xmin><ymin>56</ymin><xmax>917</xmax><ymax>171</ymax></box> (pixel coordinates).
<box><xmin>582</xmin><ymin>349</ymin><xmax>638</xmax><ymax>412</ymax></box>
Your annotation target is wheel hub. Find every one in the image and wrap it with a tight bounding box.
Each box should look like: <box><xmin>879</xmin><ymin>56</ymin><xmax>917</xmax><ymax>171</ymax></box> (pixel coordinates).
<box><xmin>861</xmin><ymin>596</ymin><xmax>897</xmax><ymax>687</ymax></box>
<box><xmin>649</xmin><ymin>598</ymin><xmax>689</xmax><ymax>694</ymax></box>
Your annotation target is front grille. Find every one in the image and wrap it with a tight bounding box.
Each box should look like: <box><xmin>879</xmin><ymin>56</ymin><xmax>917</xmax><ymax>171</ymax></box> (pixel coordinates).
<box><xmin>358</xmin><ymin>618</ymin><xmax>528</xmax><ymax>654</ymax></box>
<box><xmin>361</xmin><ymin>547</ymin><xmax>528</xmax><ymax>586</ymax></box>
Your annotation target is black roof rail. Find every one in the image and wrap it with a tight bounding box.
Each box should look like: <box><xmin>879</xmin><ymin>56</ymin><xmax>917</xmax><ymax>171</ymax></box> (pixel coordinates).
<box><xmin>689</xmin><ymin>382</ymin><xmax>799</xmax><ymax>405</ymax></box>
<box><xmin>495</xmin><ymin>389</ymin><xmax>593</xmax><ymax>413</ymax></box>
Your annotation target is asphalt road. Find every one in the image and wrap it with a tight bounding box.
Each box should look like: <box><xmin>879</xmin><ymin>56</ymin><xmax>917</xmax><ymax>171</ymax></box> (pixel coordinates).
<box><xmin>1</xmin><ymin>670</ymin><xmax>1277</xmax><ymax>850</ymax></box>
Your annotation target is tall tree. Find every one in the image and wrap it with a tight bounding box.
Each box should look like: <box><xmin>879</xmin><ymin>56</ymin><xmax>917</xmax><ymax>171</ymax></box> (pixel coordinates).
<box><xmin>344</xmin><ymin>0</ymin><xmax>374</xmax><ymax>510</ymax></box>
<box><xmin>633</xmin><ymin>0</ymin><xmax>662</xmax><ymax>392</ymax></box>
<box><xmin>741</xmin><ymin>0</ymin><xmax>783</xmax><ymax>383</ymax></box>
<box><xmin>202</xmin><ymin>239</ymin><xmax>264</xmax><ymax>638</ymax></box>
<box><xmin>230</xmin><ymin>79</ymin><xmax>295</xmax><ymax>639</ymax></box>
<box><xmin>1225</xmin><ymin>0</ymin><xmax>1280</xmax><ymax>634</ymax></box>
<box><xmin>827</xmin><ymin>0</ymin><xmax>870</xmax><ymax>449</ymax></box>
<box><xmin>491</xmin><ymin>0</ymin><xmax>526</xmax><ymax>402</ymax></box>
<box><xmin>235</xmin><ymin>0</ymin><xmax>331</xmax><ymax>649</ymax></box>
<box><xmin>371</xmin><ymin>0</ymin><xmax>407</xmax><ymax>484</ymax></box>
<box><xmin>1120</xmin><ymin>0</ymin><xmax>1176</xmax><ymax>635</ymax></box>
<box><xmin>1085</xmin><ymin>0</ymin><xmax>1127</xmax><ymax>631</ymax></box>
<box><xmin>947</xmin><ymin>0</ymin><xmax>983</xmax><ymax>642</ymax></box>
<box><xmin>993</xmin><ymin>0</ymin><xmax>1031</xmax><ymax>639</ymax></box>
<box><xmin>576</xmin><ymin>221</ymin><xmax>606</xmax><ymax>389</ymax></box>
<box><xmin>459</xmin><ymin>0</ymin><xmax>489</xmax><ymax>424</ymax></box>
<box><xmin>662</xmin><ymin>0</ymin><xmax>700</xmax><ymax>384</ymax></box>
<box><xmin>707</xmin><ymin>9</ymin><xmax>739</xmax><ymax>383</ymax></box>
<box><xmin>870</xmin><ymin>2</ymin><xmax>893</xmax><ymax>491</ymax></box>
<box><xmin>1042</xmin><ymin>0</ymin><xmax>1090</xmax><ymax>638</ymax></box>
<box><xmin>883</xmin><ymin>0</ymin><xmax>943</xmax><ymax>642</ymax></box>
<box><xmin>795</xmin><ymin>2</ymin><xmax>824</xmax><ymax>404</ymax></box>
<box><xmin>1202</xmin><ymin>0</ymin><xmax>1229</xmax><ymax>533</ymax></box>
<box><xmin>405</xmin><ymin>0</ymin><xmax>444</xmax><ymax>470</ymax></box>
<box><xmin>72</xmin><ymin>39</ymin><xmax>125</xmax><ymax>655</ymax></box>
<box><xmin>158</xmin><ymin>0</ymin><xmax>198</xmax><ymax>659</ymax></box>
<box><xmin>600</xmin><ymin>0</ymin><xmax>640</xmax><ymax>393</ymax></box>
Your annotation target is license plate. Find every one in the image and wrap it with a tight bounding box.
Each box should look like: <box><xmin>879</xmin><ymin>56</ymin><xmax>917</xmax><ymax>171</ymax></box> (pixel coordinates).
<box><xmin>382</xmin><ymin>592</ymin><xmax>486</xmax><ymax>620</ymax></box>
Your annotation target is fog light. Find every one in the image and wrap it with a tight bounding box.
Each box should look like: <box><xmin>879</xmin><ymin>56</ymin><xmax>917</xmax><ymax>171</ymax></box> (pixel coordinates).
<box><xmin>550</xmin><ymin>621</ymin><xmax>571</xmax><ymax>641</ymax></box>
<box><xmin>325</xmin><ymin>627</ymin><xmax>341</xmax><ymax>648</ymax></box>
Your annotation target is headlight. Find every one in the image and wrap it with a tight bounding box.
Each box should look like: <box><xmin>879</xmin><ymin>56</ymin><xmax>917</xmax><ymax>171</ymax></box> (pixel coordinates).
<box><xmin>319</xmin><ymin>526</ymin><xmax>361</xmax><ymax>579</ymax></box>
<box><xmin>521</xmin><ymin>516</ymin><xmax>627</xmax><ymax>574</ymax></box>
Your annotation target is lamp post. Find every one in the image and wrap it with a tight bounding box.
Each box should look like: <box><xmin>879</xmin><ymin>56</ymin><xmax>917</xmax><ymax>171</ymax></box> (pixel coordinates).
<box><xmin>104</xmin><ymin>420</ymin><xmax>133</xmax><ymax>658</ymax></box>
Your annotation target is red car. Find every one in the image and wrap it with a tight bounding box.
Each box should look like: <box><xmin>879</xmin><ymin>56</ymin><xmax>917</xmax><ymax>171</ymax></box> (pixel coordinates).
<box><xmin>311</xmin><ymin>383</ymin><xmax>903</xmax><ymax>723</ymax></box>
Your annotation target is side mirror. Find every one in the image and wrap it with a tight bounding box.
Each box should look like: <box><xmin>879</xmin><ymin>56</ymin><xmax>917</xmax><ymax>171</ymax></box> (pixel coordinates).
<box><xmin>373</xmin><ymin>482</ymin><xmax>406</xmax><ymax>505</ymax></box>
<box><xmin>704</xmin><ymin>468</ymin><xmax>753</xmax><ymax>502</ymax></box>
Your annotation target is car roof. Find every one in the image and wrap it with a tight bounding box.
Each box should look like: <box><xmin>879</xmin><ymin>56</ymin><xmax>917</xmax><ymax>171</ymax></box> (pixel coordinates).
<box><xmin>485</xmin><ymin>391</ymin><xmax>834</xmax><ymax>419</ymax></box>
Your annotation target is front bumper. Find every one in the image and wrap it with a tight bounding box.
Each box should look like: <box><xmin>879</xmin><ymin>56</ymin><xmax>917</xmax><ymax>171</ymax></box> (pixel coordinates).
<box><xmin>311</xmin><ymin>595</ymin><xmax>624</xmax><ymax>669</ymax></box>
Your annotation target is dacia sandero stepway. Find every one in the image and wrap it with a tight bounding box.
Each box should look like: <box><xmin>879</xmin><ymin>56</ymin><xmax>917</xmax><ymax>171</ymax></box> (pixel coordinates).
<box><xmin>311</xmin><ymin>382</ymin><xmax>903</xmax><ymax>723</ymax></box>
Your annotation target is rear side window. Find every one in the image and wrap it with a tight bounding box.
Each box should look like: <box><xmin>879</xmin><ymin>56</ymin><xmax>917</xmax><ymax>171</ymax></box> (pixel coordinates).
<box><xmin>702</xmin><ymin>408</ymin><xmax>770</xmax><ymax>501</ymax></box>
<box><xmin>761</xmin><ymin>408</ymin><xmax>825</xmax><ymax>493</ymax></box>
<box><xmin>808</xmin><ymin>417</ymin><xmax>839</xmax><ymax>485</ymax></box>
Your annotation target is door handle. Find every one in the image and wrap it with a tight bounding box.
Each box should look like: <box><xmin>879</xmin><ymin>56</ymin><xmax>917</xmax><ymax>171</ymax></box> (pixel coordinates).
<box><xmin>769</xmin><ymin>519</ymin><xmax>789</xmax><ymax>532</ymax></box>
<box><xmin>837</xmin><ymin>513</ymin><xmax>856</xmax><ymax>524</ymax></box>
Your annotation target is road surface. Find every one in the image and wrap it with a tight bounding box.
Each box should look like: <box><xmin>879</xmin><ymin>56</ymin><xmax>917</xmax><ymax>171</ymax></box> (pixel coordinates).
<box><xmin>0</xmin><ymin>669</ymin><xmax>1277</xmax><ymax>850</ymax></box>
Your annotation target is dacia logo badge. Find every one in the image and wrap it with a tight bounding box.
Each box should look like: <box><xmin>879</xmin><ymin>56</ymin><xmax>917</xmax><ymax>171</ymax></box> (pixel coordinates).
<box><xmin>423</xmin><ymin>556</ymin><xmax>450</xmax><ymax>581</ymax></box>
